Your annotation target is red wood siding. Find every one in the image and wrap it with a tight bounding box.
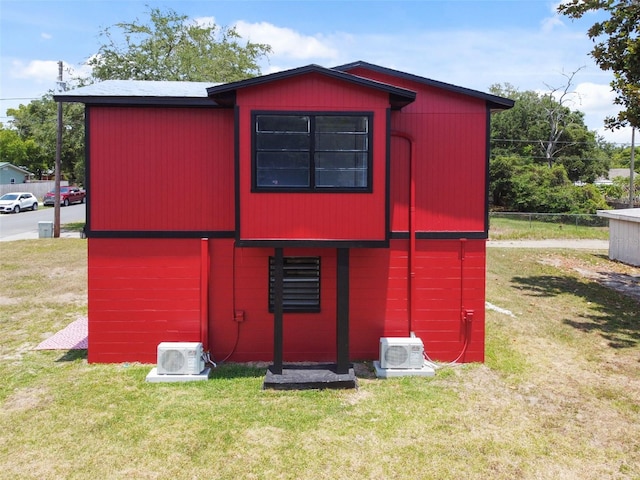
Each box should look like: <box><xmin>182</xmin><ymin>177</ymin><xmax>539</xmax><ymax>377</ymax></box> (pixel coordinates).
<box><xmin>88</xmin><ymin>107</ymin><xmax>234</xmax><ymax>232</ymax></box>
<box><xmin>208</xmin><ymin>244</ymin><xmax>338</xmax><ymax>362</ymax></box>
<box><xmin>411</xmin><ymin>239</ymin><xmax>485</xmax><ymax>362</ymax></box>
<box><xmin>351</xmin><ymin>67</ymin><xmax>489</xmax><ymax>233</ymax></box>
<box><xmin>390</xmin><ymin>136</ymin><xmax>410</xmax><ymax>232</ymax></box>
<box><xmin>88</xmin><ymin>238</ymin><xmax>483</xmax><ymax>364</ymax></box>
<box><xmin>84</xmin><ymin>68</ymin><xmax>491</xmax><ymax>365</ymax></box>
<box><xmin>349</xmin><ymin>239</ymin><xmax>484</xmax><ymax>362</ymax></box>
<box><xmin>235</xmin><ymin>74</ymin><xmax>390</xmax><ymax>242</ymax></box>
<box><xmin>88</xmin><ymin>238</ymin><xmax>202</xmax><ymax>363</ymax></box>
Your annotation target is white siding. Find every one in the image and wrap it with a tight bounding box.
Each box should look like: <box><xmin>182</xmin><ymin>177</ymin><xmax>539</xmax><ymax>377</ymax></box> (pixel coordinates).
<box><xmin>598</xmin><ymin>209</ymin><xmax>640</xmax><ymax>266</ymax></box>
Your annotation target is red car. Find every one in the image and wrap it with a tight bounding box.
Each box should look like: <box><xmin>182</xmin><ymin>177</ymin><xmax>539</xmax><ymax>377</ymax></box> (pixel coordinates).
<box><xmin>43</xmin><ymin>186</ymin><xmax>86</xmax><ymax>207</ymax></box>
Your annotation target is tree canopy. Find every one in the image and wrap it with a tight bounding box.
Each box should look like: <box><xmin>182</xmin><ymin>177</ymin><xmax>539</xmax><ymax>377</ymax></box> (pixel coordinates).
<box><xmin>489</xmin><ymin>83</ymin><xmax>609</xmax><ymax>183</ymax></box>
<box><xmin>558</xmin><ymin>0</ymin><xmax>640</xmax><ymax>129</ymax></box>
<box><xmin>6</xmin><ymin>97</ymin><xmax>85</xmax><ymax>183</ymax></box>
<box><xmin>88</xmin><ymin>7</ymin><xmax>272</xmax><ymax>82</ymax></box>
<box><xmin>2</xmin><ymin>7</ymin><xmax>273</xmax><ymax>184</ymax></box>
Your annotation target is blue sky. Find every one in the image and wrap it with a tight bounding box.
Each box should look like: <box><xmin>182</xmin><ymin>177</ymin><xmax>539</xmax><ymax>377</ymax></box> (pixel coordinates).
<box><xmin>0</xmin><ymin>0</ymin><xmax>633</xmax><ymax>144</ymax></box>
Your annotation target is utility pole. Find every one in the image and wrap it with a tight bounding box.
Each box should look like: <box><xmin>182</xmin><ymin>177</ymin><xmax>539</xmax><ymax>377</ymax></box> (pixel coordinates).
<box><xmin>630</xmin><ymin>127</ymin><xmax>636</xmax><ymax>208</ymax></box>
<box><xmin>629</xmin><ymin>128</ymin><xmax>636</xmax><ymax>208</ymax></box>
<box><xmin>54</xmin><ymin>61</ymin><xmax>63</xmax><ymax>237</ymax></box>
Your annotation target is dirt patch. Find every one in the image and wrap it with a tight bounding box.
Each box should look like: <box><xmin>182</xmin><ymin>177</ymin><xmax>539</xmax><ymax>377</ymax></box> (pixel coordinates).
<box><xmin>539</xmin><ymin>254</ymin><xmax>640</xmax><ymax>303</ymax></box>
<box><xmin>3</xmin><ymin>385</ymin><xmax>52</xmax><ymax>412</ymax></box>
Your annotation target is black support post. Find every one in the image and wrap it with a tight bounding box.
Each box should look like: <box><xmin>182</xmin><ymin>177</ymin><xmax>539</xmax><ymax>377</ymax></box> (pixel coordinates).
<box><xmin>336</xmin><ymin>248</ymin><xmax>350</xmax><ymax>374</ymax></box>
<box><xmin>272</xmin><ymin>248</ymin><xmax>284</xmax><ymax>374</ymax></box>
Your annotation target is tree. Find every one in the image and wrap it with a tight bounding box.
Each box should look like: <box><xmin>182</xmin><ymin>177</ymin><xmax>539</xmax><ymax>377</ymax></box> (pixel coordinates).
<box><xmin>558</xmin><ymin>0</ymin><xmax>640</xmax><ymax>129</ymax></box>
<box><xmin>489</xmin><ymin>83</ymin><xmax>608</xmax><ymax>182</ymax></box>
<box><xmin>7</xmin><ymin>95</ymin><xmax>85</xmax><ymax>184</ymax></box>
<box><xmin>88</xmin><ymin>7</ymin><xmax>272</xmax><ymax>82</ymax></box>
<box><xmin>491</xmin><ymin>160</ymin><xmax>609</xmax><ymax>213</ymax></box>
<box><xmin>0</xmin><ymin>125</ymin><xmax>39</xmax><ymax>171</ymax></box>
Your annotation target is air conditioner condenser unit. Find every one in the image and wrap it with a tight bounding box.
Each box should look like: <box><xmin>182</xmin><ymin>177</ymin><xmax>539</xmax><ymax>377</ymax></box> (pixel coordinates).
<box><xmin>157</xmin><ymin>342</ymin><xmax>205</xmax><ymax>375</ymax></box>
<box><xmin>379</xmin><ymin>337</ymin><xmax>425</xmax><ymax>369</ymax></box>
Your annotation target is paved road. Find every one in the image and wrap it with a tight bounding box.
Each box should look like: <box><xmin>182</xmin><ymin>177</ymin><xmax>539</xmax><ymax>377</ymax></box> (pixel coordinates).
<box><xmin>0</xmin><ymin>203</ymin><xmax>86</xmax><ymax>241</ymax></box>
<box><xmin>0</xmin><ymin>208</ymin><xmax>611</xmax><ymax>250</ymax></box>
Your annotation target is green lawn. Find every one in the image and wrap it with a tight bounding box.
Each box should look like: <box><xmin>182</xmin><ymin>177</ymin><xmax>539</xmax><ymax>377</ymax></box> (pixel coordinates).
<box><xmin>489</xmin><ymin>215</ymin><xmax>609</xmax><ymax>240</ymax></box>
<box><xmin>1</xmin><ymin>239</ymin><xmax>638</xmax><ymax>479</ymax></box>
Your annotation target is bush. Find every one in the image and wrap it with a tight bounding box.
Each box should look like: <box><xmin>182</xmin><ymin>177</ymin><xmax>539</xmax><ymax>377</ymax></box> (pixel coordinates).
<box><xmin>490</xmin><ymin>157</ymin><xmax>610</xmax><ymax>214</ymax></box>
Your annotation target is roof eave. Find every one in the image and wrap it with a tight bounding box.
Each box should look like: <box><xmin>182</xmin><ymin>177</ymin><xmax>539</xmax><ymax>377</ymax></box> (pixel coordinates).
<box><xmin>53</xmin><ymin>95</ymin><xmax>219</xmax><ymax>107</ymax></box>
<box><xmin>206</xmin><ymin>64</ymin><xmax>416</xmax><ymax>109</ymax></box>
<box><xmin>334</xmin><ymin>60</ymin><xmax>514</xmax><ymax>111</ymax></box>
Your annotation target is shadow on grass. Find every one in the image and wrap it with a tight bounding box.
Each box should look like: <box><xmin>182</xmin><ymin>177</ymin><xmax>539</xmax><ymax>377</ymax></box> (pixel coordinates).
<box><xmin>56</xmin><ymin>349</ymin><xmax>88</xmax><ymax>362</ymax></box>
<box><xmin>210</xmin><ymin>362</ymin><xmax>267</xmax><ymax>379</ymax></box>
<box><xmin>511</xmin><ymin>274</ymin><xmax>640</xmax><ymax>349</ymax></box>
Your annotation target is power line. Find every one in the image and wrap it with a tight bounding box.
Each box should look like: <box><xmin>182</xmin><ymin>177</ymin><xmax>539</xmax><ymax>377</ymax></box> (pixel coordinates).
<box><xmin>0</xmin><ymin>97</ymin><xmax>41</xmax><ymax>101</ymax></box>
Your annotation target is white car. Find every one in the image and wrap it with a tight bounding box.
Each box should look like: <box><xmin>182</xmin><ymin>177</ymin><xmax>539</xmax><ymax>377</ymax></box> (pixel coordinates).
<box><xmin>0</xmin><ymin>192</ymin><xmax>39</xmax><ymax>213</ymax></box>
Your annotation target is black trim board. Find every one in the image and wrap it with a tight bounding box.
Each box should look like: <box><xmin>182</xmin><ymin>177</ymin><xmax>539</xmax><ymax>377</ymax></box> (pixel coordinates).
<box><xmin>485</xmin><ymin>108</ymin><xmax>491</xmax><ymax>236</ymax></box>
<box><xmin>84</xmin><ymin>108</ymin><xmax>91</xmax><ymax>233</ymax></box>
<box><xmin>416</xmin><ymin>231</ymin><xmax>487</xmax><ymax>240</ymax></box>
<box><xmin>207</xmin><ymin>64</ymin><xmax>416</xmax><ymax>109</ymax></box>
<box><xmin>385</xmin><ymin>108</ymin><xmax>391</xmax><ymax>243</ymax></box>
<box><xmin>336</xmin><ymin>248</ymin><xmax>350</xmax><ymax>374</ymax></box>
<box><xmin>234</xmin><ymin>106</ymin><xmax>241</xmax><ymax>242</ymax></box>
<box><xmin>56</xmin><ymin>97</ymin><xmax>219</xmax><ymax>107</ymax></box>
<box><xmin>334</xmin><ymin>61</ymin><xmax>514</xmax><ymax>111</ymax></box>
<box><xmin>87</xmin><ymin>231</ymin><xmax>236</xmax><ymax>239</ymax></box>
<box><xmin>250</xmin><ymin>111</ymin><xmax>374</xmax><ymax>193</ymax></box>
<box><xmin>86</xmin><ymin>231</ymin><xmax>487</xmax><ymax>241</ymax></box>
<box><xmin>391</xmin><ymin>231</ymin><xmax>487</xmax><ymax>240</ymax></box>
<box><xmin>236</xmin><ymin>239</ymin><xmax>389</xmax><ymax>248</ymax></box>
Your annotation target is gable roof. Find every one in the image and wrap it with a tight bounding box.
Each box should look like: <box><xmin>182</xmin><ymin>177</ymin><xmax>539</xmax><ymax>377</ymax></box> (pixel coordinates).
<box><xmin>334</xmin><ymin>61</ymin><xmax>514</xmax><ymax>111</ymax></box>
<box><xmin>206</xmin><ymin>64</ymin><xmax>417</xmax><ymax>109</ymax></box>
<box><xmin>0</xmin><ymin>162</ymin><xmax>31</xmax><ymax>175</ymax></box>
<box><xmin>54</xmin><ymin>61</ymin><xmax>513</xmax><ymax>112</ymax></box>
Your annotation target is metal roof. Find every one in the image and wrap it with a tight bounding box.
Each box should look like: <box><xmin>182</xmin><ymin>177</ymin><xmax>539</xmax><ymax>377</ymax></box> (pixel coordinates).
<box><xmin>598</xmin><ymin>208</ymin><xmax>640</xmax><ymax>224</ymax></box>
<box><xmin>54</xmin><ymin>80</ymin><xmax>219</xmax><ymax>106</ymax></box>
<box><xmin>53</xmin><ymin>61</ymin><xmax>513</xmax><ymax>111</ymax></box>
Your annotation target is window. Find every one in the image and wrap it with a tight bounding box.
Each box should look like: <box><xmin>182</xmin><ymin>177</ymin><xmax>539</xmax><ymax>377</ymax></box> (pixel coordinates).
<box><xmin>269</xmin><ymin>256</ymin><xmax>321</xmax><ymax>312</ymax></box>
<box><xmin>254</xmin><ymin>113</ymin><xmax>371</xmax><ymax>191</ymax></box>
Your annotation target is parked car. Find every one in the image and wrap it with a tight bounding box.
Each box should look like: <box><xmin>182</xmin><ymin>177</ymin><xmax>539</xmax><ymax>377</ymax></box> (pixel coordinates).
<box><xmin>0</xmin><ymin>192</ymin><xmax>39</xmax><ymax>213</ymax></box>
<box><xmin>43</xmin><ymin>186</ymin><xmax>86</xmax><ymax>207</ymax></box>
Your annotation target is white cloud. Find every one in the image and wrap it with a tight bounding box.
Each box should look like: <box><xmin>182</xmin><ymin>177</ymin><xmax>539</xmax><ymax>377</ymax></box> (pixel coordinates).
<box><xmin>574</xmin><ymin>82</ymin><xmax>616</xmax><ymax>114</ymax></box>
<box><xmin>541</xmin><ymin>15</ymin><xmax>564</xmax><ymax>33</ymax></box>
<box><xmin>11</xmin><ymin>59</ymin><xmax>59</xmax><ymax>83</ymax></box>
<box><xmin>234</xmin><ymin>21</ymin><xmax>338</xmax><ymax>61</ymax></box>
<box><xmin>192</xmin><ymin>16</ymin><xmax>216</xmax><ymax>28</ymax></box>
<box><xmin>41</xmin><ymin>32</ymin><xmax>52</xmax><ymax>40</ymax></box>
<box><xmin>597</xmin><ymin>125</ymin><xmax>634</xmax><ymax>146</ymax></box>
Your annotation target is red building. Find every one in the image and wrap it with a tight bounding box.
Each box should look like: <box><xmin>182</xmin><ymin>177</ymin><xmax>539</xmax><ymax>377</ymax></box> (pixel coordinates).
<box><xmin>57</xmin><ymin>62</ymin><xmax>513</xmax><ymax>369</ymax></box>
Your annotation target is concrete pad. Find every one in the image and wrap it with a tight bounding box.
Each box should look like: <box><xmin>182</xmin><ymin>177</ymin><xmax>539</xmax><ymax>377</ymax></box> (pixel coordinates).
<box><xmin>145</xmin><ymin>367</ymin><xmax>211</xmax><ymax>383</ymax></box>
<box><xmin>263</xmin><ymin>363</ymin><xmax>357</xmax><ymax>390</ymax></box>
<box><xmin>373</xmin><ymin>361</ymin><xmax>435</xmax><ymax>378</ymax></box>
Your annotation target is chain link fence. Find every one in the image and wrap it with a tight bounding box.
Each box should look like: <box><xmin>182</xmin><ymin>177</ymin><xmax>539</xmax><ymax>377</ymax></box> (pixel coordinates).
<box><xmin>489</xmin><ymin>212</ymin><xmax>609</xmax><ymax>228</ymax></box>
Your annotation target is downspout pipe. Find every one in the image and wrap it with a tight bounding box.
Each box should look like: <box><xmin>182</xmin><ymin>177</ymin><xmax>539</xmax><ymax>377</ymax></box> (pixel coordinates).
<box><xmin>391</xmin><ymin>131</ymin><xmax>416</xmax><ymax>334</ymax></box>
<box><xmin>200</xmin><ymin>238</ymin><xmax>209</xmax><ymax>351</ymax></box>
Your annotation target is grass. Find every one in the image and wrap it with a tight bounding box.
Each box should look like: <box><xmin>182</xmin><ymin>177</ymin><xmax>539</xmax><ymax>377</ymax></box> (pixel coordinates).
<box><xmin>489</xmin><ymin>216</ymin><xmax>610</xmax><ymax>240</ymax></box>
<box><xmin>1</xmin><ymin>239</ymin><xmax>639</xmax><ymax>479</ymax></box>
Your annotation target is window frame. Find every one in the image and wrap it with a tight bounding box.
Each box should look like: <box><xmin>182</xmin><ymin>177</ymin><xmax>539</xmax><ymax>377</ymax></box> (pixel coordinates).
<box><xmin>268</xmin><ymin>256</ymin><xmax>321</xmax><ymax>313</ymax></box>
<box><xmin>252</xmin><ymin>111</ymin><xmax>373</xmax><ymax>193</ymax></box>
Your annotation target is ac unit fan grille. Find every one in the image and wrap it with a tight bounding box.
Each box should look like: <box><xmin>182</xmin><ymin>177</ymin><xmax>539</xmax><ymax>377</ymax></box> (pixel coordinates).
<box><xmin>384</xmin><ymin>345</ymin><xmax>410</xmax><ymax>367</ymax></box>
<box><xmin>159</xmin><ymin>350</ymin><xmax>186</xmax><ymax>373</ymax></box>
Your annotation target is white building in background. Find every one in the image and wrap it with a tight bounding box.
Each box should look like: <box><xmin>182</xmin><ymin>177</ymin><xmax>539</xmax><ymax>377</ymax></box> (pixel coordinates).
<box><xmin>597</xmin><ymin>208</ymin><xmax>640</xmax><ymax>266</ymax></box>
